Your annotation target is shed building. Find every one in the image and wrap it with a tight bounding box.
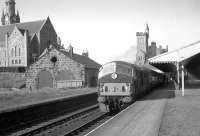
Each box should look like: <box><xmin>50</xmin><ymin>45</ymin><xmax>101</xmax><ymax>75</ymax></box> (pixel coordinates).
<box><xmin>26</xmin><ymin>45</ymin><xmax>101</xmax><ymax>89</ymax></box>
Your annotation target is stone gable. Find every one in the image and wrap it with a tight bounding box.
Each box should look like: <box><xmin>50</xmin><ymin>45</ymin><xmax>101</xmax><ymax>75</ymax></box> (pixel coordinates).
<box><xmin>26</xmin><ymin>47</ymin><xmax>85</xmax><ymax>89</ymax></box>
<box><xmin>0</xmin><ymin>18</ymin><xmax>58</xmax><ymax>69</ymax></box>
<box><xmin>8</xmin><ymin>26</ymin><xmax>28</xmax><ymax>67</ymax></box>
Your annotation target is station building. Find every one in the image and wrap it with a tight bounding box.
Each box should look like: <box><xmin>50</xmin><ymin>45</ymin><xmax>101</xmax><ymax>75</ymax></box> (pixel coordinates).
<box><xmin>0</xmin><ymin>0</ymin><xmax>101</xmax><ymax>89</ymax></box>
<box><xmin>26</xmin><ymin>45</ymin><xmax>101</xmax><ymax>89</ymax></box>
<box><xmin>0</xmin><ymin>0</ymin><xmax>58</xmax><ymax>72</ymax></box>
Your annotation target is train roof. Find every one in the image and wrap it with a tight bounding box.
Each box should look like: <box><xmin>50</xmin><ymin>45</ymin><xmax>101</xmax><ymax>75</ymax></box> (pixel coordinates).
<box><xmin>143</xmin><ymin>64</ymin><xmax>164</xmax><ymax>74</ymax></box>
<box><xmin>100</xmin><ymin>61</ymin><xmax>163</xmax><ymax>74</ymax></box>
<box><xmin>101</xmin><ymin>61</ymin><xmax>134</xmax><ymax>67</ymax></box>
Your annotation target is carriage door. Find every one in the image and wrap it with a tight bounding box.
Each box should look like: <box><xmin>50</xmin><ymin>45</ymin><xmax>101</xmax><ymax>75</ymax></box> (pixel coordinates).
<box><xmin>37</xmin><ymin>70</ymin><xmax>53</xmax><ymax>89</ymax></box>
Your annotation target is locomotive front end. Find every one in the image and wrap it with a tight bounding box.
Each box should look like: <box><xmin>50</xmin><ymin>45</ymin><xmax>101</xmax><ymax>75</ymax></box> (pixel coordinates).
<box><xmin>98</xmin><ymin>61</ymin><xmax>134</xmax><ymax>112</ymax></box>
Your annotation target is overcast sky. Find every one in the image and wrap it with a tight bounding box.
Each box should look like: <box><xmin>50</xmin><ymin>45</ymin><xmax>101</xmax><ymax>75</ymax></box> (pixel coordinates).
<box><xmin>1</xmin><ymin>0</ymin><xmax>200</xmax><ymax>64</ymax></box>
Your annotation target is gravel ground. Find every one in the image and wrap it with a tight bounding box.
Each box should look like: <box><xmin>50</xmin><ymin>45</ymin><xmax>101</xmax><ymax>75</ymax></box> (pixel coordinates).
<box><xmin>159</xmin><ymin>88</ymin><xmax>200</xmax><ymax>136</ymax></box>
<box><xmin>0</xmin><ymin>87</ymin><xmax>97</xmax><ymax>110</ymax></box>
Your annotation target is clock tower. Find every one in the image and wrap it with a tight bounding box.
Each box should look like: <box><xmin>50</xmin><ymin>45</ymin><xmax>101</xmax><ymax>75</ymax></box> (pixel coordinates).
<box><xmin>1</xmin><ymin>0</ymin><xmax>20</xmax><ymax>25</ymax></box>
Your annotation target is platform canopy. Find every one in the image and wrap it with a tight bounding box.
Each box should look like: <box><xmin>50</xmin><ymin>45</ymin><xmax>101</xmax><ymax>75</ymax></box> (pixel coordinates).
<box><xmin>148</xmin><ymin>41</ymin><xmax>200</xmax><ymax>73</ymax></box>
<box><xmin>149</xmin><ymin>41</ymin><xmax>200</xmax><ymax>64</ymax></box>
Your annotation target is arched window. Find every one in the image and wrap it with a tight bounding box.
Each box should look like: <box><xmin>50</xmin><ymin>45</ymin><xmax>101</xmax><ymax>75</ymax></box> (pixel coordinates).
<box><xmin>19</xmin><ymin>48</ymin><xmax>21</xmax><ymax>56</ymax></box>
<box><xmin>15</xmin><ymin>46</ymin><xmax>17</xmax><ymax>56</ymax></box>
<box><xmin>11</xmin><ymin>48</ymin><xmax>14</xmax><ymax>57</ymax></box>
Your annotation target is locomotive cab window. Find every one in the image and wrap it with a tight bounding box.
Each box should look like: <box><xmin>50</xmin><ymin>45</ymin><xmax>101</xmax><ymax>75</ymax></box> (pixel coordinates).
<box><xmin>105</xmin><ymin>86</ymin><xmax>108</xmax><ymax>92</ymax></box>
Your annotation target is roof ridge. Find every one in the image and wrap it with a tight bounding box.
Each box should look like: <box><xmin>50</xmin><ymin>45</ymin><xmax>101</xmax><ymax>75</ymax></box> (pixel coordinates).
<box><xmin>0</xmin><ymin>19</ymin><xmax>46</xmax><ymax>28</ymax></box>
<box><xmin>38</xmin><ymin>17</ymin><xmax>49</xmax><ymax>33</ymax></box>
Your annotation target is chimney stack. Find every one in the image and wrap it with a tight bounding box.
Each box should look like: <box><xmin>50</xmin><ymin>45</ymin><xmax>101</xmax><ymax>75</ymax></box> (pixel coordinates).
<box><xmin>68</xmin><ymin>44</ymin><xmax>73</xmax><ymax>58</ymax></box>
<box><xmin>82</xmin><ymin>50</ymin><xmax>89</xmax><ymax>57</ymax></box>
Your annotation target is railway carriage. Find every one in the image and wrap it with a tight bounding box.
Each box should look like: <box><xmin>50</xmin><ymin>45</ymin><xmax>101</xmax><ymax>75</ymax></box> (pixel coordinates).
<box><xmin>97</xmin><ymin>61</ymin><xmax>164</xmax><ymax>112</ymax></box>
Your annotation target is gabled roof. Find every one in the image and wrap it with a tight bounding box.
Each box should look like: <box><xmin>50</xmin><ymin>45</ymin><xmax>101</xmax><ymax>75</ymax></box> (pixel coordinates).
<box><xmin>148</xmin><ymin>41</ymin><xmax>200</xmax><ymax>64</ymax></box>
<box><xmin>0</xmin><ymin>19</ymin><xmax>46</xmax><ymax>46</ymax></box>
<box><xmin>39</xmin><ymin>45</ymin><xmax>101</xmax><ymax>69</ymax></box>
<box><xmin>59</xmin><ymin>49</ymin><xmax>101</xmax><ymax>69</ymax></box>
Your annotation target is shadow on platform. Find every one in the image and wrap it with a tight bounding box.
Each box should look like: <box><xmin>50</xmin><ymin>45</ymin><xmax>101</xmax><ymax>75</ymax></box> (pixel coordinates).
<box><xmin>138</xmin><ymin>82</ymin><xmax>176</xmax><ymax>101</ymax></box>
<box><xmin>138</xmin><ymin>80</ymin><xmax>200</xmax><ymax>101</ymax></box>
<box><xmin>185</xmin><ymin>80</ymin><xmax>200</xmax><ymax>89</ymax></box>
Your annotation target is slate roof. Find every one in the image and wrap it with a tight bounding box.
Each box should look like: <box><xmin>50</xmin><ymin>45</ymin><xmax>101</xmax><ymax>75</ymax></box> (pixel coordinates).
<box><xmin>39</xmin><ymin>45</ymin><xmax>101</xmax><ymax>69</ymax></box>
<box><xmin>0</xmin><ymin>19</ymin><xmax>46</xmax><ymax>47</ymax></box>
<box><xmin>59</xmin><ymin>49</ymin><xmax>101</xmax><ymax>69</ymax></box>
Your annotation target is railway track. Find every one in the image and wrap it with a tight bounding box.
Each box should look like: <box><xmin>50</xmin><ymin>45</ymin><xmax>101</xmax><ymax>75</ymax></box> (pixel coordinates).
<box><xmin>66</xmin><ymin>113</ymin><xmax>113</xmax><ymax>136</ymax></box>
<box><xmin>8</xmin><ymin>104</ymin><xmax>110</xmax><ymax>136</ymax></box>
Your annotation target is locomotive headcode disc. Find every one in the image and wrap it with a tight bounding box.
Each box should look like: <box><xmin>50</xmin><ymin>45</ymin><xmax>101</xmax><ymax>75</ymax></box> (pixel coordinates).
<box><xmin>111</xmin><ymin>73</ymin><xmax>117</xmax><ymax>79</ymax></box>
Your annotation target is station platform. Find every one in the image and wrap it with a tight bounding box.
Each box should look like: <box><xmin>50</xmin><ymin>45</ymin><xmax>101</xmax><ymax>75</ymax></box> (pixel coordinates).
<box><xmin>159</xmin><ymin>81</ymin><xmax>200</xmax><ymax>136</ymax></box>
<box><xmin>86</xmin><ymin>84</ymin><xmax>174</xmax><ymax>136</ymax></box>
<box><xmin>0</xmin><ymin>87</ymin><xmax>97</xmax><ymax>111</ymax></box>
<box><xmin>86</xmin><ymin>81</ymin><xmax>200</xmax><ymax>136</ymax></box>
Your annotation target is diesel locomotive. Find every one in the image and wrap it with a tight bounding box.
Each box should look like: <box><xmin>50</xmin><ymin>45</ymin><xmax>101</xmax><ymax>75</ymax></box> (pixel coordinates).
<box><xmin>97</xmin><ymin>61</ymin><xmax>164</xmax><ymax>112</ymax></box>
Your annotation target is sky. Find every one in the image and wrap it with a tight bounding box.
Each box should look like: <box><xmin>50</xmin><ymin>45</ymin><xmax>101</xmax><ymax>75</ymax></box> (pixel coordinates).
<box><xmin>1</xmin><ymin>0</ymin><xmax>200</xmax><ymax>64</ymax></box>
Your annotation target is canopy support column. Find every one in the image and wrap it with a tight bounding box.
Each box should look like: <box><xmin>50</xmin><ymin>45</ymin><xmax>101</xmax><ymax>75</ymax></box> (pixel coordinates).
<box><xmin>176</xmin><ymin>62</ymin><xmax>180</xmax><ymax>89</ymax></box>
<box><xmin>181</xmin><ymin>65</ymin><xmax>184</xmax><ymax>96</ymax></box>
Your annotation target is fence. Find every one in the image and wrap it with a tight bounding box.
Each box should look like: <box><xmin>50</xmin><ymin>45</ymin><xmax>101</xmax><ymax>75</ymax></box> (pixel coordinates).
<box><xmin>57</xmin><ymin>80</ymin><xmax>83</xmax><ymax>89</ymax></box>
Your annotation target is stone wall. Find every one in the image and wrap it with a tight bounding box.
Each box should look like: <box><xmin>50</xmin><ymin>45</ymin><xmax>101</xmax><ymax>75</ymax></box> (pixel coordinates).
<box><xmin>0</xmin><ymin>72</ymin><xmax>25</xmax><ymax>88</ymax></box>
<box><xmin>26</xmin><ymin>47</ymin><xmax>85</xmax><ymax>89</ymax></box>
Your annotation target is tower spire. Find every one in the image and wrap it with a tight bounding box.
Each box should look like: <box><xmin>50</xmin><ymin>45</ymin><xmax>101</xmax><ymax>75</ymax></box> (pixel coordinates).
<box><xmin>1</xmin><ymin>9</ymin><xmax>5</xmax><ymax>25</ymax></box>
<box><xmin>2</xmin><ymin>0</ymin><xmax>20</xmax><ymax>25</ymax></box>
<box><xmin>145</xmin><ymin>23</ymin><xmax>149</xmax><ymax>34</ymax></box>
